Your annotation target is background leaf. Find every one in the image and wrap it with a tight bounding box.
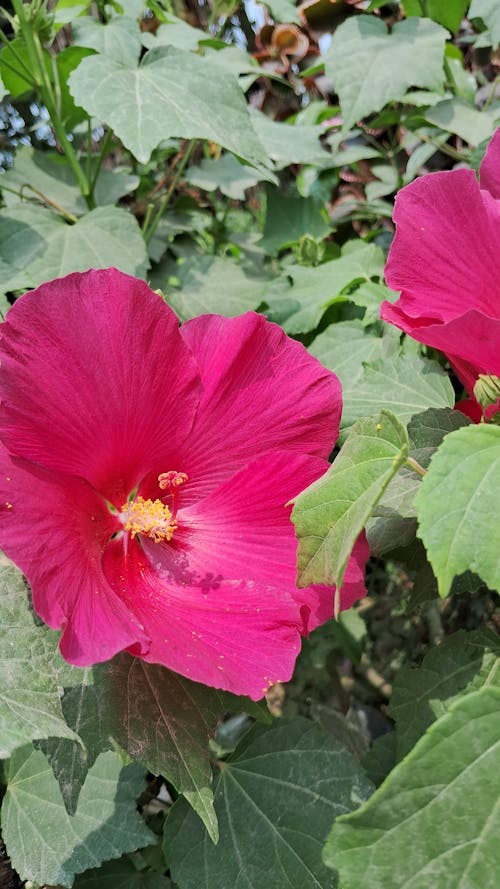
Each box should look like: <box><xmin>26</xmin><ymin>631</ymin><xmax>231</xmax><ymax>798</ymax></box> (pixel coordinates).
<box><xmin>69</xmin><ymin>46</ymin><xmax>270</xmax><ymax>169</ymax></box>
<box><xmin>325</xmin><ymin>17</ymin><xmax>447</xmax><ymax>129</ymax></box>
<box><xmin>2</xmin><ymin>748</ymin><xmax>155</xmax><ymax>888</ymax></box>
<box><xmin>164</xmin><ymin>718</ymin><xmax>374</xmax><ymax>889</ymax></box>
<box><xmin>0</xmin><ymin>558</ymin><xmax>80</xmax><ymax>758</ymax></box>
<box><xmin>416</xmin><ymin>424</ymin><xmax>500</xmax><ymax>595</ymax></box>
<box><xmin>324</xmin><ymin>688</ymin><xmax>500</xmax><ymax>889</ymax></box>
<box><xmin>292</xmin><ymin>410</ymin><xmax>409</xmax><ymax>593</ymax></box>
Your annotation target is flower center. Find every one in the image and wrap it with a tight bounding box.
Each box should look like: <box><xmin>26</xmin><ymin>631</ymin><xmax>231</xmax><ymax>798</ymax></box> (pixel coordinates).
<box><xmin>120</xmin><ymin>471</ymin><xmax>188</xmax><ymax>544</ymax></box>
<box><xmin>123</xmin><ymin>496</ymin><xmax>177</xmax><ymax>543</ymax></box>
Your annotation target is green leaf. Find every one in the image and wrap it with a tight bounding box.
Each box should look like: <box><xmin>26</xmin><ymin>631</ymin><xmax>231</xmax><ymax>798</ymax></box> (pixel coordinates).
<box><xmin>2</xmin><ymin>747</ymin><xmax>155</xmax><ymax>888</ymax></box>
<box><xmin>74</xmin><ymin>857</ymin><xmax>171</xmax><ymax>888</ymax></box>
<box><xmin>362</xmin><ymin>731</ymin><xmax>397</xmax><ymax>787</ymax></box>
<box><xmin>424</xmin><ymin>98</ymin><xmax>500</xmax><ymax>144</ymax></box>
<box><xmin>389</xmin><ymin>629</ymin><xmax>500</xmax><ymax>759</ymax></box>
<box><xmin>98</xmin><ymin>655</ymin><xmax>234</xmax><ymax>843</ymax></box>
<box><xmin>416</xmin><ymin>424</ymin><xmax>500</xmax><ymax>596</ymax></box>
<box><xmin>292</xmin><ymin>410</ymin><xmax>409</xmax><ymax>597</ymax></box>
<box><xmin>324</xmin><ymin>688</ymin><xmax>500</xmax><ymax>889</ymax></box>
<box><xmin>260</xmin><ymin>188</ymin><xmax>330</xmax><ymax>254</ymax></box>
<box><xmin>1</xmin><ymin>147</ymin><xmax>138</xmax><ymax>217</ymax></box>
<box><xmin>375</xmin><ymin>407</ymin><xmax>471</xmax><ymax>520</ymax></box>
<box><xmin>55</xmin><ymin>45</ymin><xmax>95</xmax><ymax>129</ymax></box>
<box><xmin>309</xmin><ymin>321</ymin><xmax>399</xmax><ymax>427</ymax></box>
<box><xmin>165</xmin><ymin>256</ymin><xmax>270</xmax><ymax>320</ymax></box>
<box><xmin>0</xmin><ymin>38</ymin><xmax>44</xmax><ymax>97</ymax></box>
<box><xmin>186</xmin><ymin>153</ymin><xmax>264</xmax><ymax>199</ymax></box>
<box><xmin>164</xmin><ymin>718</ymin><xmax>374</xmax><ymax>889</ymax></box>
<box><xmin>250</xmin><ymin>109</ymin><xmax>328</xmax><ymax>168</ymax></box>
<box><xmin>262</xmin><ymin>0</ymin><xmax>300</xmax><ymax>24</ymax></box>
<box><xmin>265</xmin><ymin>242</ymin><xmax>384</xmax><ymax>334</ymax></box>
<box><xmin>141</xmin><ymin>15</ymin><xmax>207</xmax><ymax>51</ymax></box>
<box><xmin>469</xmin><ymin>0</ymin><xmax>500</xmax><ymax>47</ymax></box>
<box><xmin>342</xmin><ymin>353</ymin><xmax>455</xmax><ymax>431</ymax></box>
<box><xmin>425</xmin><ymin>0</ymin><xmax>469</xmax><ymax>32</ymax></box>
<box><xmin>68</xmin><ymin>46</ymin><xmax>270</xmax><ymax>170</ymax></box>
<box><xmin>325</xmin><ymin>16</ymin><xmax>447</xmax><ymax>129</ymax></box>
<box><xmin>38</xmin><ymin>665</ymin><xmax>111</xmax><ymax>815</ymax></box>
<box><xmin>73</xmin><ymin>15</ymin><xmax>142</xmax><ymax>64</ymax></box>
<box><xmin>0</xmin><ymin>558</ymin><xmax>80</xmax><ymax>757</ymax></box>
<box><xmin>0</xmin><ymin>204</ymin><xmax>149</xmax><ymax>293</ymax></box>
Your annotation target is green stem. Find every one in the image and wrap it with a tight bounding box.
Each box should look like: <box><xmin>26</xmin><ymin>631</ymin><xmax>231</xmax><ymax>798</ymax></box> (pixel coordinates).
<box><xmin>144</xmin><ymin>139</ymin><xmax>197</xmax><ymax>245</ymax></box>
<box><xmin>484</xmin><ymin>72</ymin><xmax>500</xmax><ymax>110</ymax></box>
<box><xmin>406</xmin><ymin>456</ymin><xmax>427</xmax><ymax>478</ymax></box>
<box><xmin>20</xmin><ymin>183</ymin><xmax>78</xmax><ymax>222</ymax></box>
<box><xmin>141</xmin><ymin>202</ymin><xmax>155</xmax><ymax>236</ymax></box>
<box><xmin>88</xmin><ymin>128</ymin><xmax>113</xmax><ymax>200</ymax></box>
<box><xmin>11</xmin><ymin>0</ymin><xmax>90</xmax><ymax>200</ymax></box>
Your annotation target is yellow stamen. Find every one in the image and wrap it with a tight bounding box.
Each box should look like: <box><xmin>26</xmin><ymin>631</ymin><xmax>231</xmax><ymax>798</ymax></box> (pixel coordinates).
<box><xmin>123</xmin><ymin>496</ymin><xmax>177</xmax><ymax>543</ymax></box>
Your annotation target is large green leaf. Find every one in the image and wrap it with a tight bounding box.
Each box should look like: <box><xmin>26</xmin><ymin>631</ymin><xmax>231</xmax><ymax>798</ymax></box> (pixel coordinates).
<box><xmin>426</xmin><ymin>0</ymin><xmax>469</xmax><ymax>32</ymax></box>
<box><xmin>186</xmin><ymin>153</ymin><xmax>264</xmax><ymax>199</ymax></box>
<box><xmin>99</xmin><ymin>655</ymin><xmax>231</xmax><ymax>842</ymax></box>
<box><xmin>389</xmin><ymin>629</ymin><xmax>500</xmax><ymax>759</ymax></box>
<box><xmin>38</xmin><ymin>665</ymin><xmax>111</xmax><ymax>815</ymax></box>
<box><xmin>164</xmin><ymin>255</ymin><xmax>270</xmax><ymax>320</ymax></box>
<box><xmin>325</xmin><ymin>16</ymin><xmax>447</xmax><ymax>129</ymax></box>
<box><xmin>292</xmin><ymin>411</ymin><xmax>409</xmax><ymax>599</ymax></box>
<box><xmin>2</xmin><ymin>747</ymin><xmax>155</xmax><ymax>888</ymax></box>
<box><xmin>73</xmin><ymin>15</ymin><xmax>142</xmax><ymax>63</ymax></box>
<box><xmin>424</xmin><ymin>98</ymin><xmax>500</xmax><ymax>144</ymax></box>
<box><xmin>0</xmin><ymin>204</ymin><xmax>148</xmax><ymax>292</ymax></box>
<box><xmin>324</xmin><ymin>688</ymin><xmax>500</xmax><ymax>889</ymax></box>
<box><xmin>164</xmin><ymin>718</ymin><xmax>374</xmax><ymax>889</ymax></box>
<box><xmin>264</xmin><ymin>242</ymin><xmax>384</xmax><ymax>334</ymax></box>
<box><xmin>416</xmin><ymin>424</ymin><xmax>500</xmax><ymax>596</ymax></box>
<box><xmin>0</xmin><ymin>559</ymin><xmax>80</xmax><ymax>757</ymax></box>
<box><xmin>469</xmin><ymin>0</ymin><xmax>500</xmax><ymax>47</ymax></box>
<box><xmin>309</xmin><ymin>321</ymin><xmax>399</xmax><ymax>432</ymax></box>
<box><xmin>250</xmin><ymin>109</ymin><xmax>328</xmax><ymax>168</ymax></box>
<box><xmin>69</xmin><ymin>46</ymin><xmax>270</xmax><ymax>169</ymax></box>
<box><xmin>342</xmin><ymin>353</ymin><xmax>455</xmax><ymax>430</ymax></box>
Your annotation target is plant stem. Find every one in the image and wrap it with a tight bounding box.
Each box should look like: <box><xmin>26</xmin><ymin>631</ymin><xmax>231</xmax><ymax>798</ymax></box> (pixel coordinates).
<box><xmin>406</xmin><ymin>456</ymin><xmax>427</xmax><ymax>478</ymax></box>
<box><xmin>144</xmin><ymin>139</ymin><xmax>197</xmax><ymax>245</ymax></box>
<box><xmin>20</xmin><ymin>184</ymin><xmax>78</xmax><ymax>222</ymax></box>
<box><xmin>10</xmin><ymin>0</ymin><xmax>90</xmax><ymax>200</ymax></box>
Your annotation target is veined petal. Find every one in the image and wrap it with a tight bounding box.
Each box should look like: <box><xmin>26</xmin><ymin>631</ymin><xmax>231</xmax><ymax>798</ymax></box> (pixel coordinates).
<box><xmin>177</xmin><ymin>313</ymin><xmax>342</xmax><ymax>502</ymax></box>
<box><xmin>0</xmin><ymin>446</ymin><xmax>148</xmax><ymax>664</ymax></box>
<box><xmin>0</xmin><ymin>269</ymin><xmax>199</xmax><ymax>503</ymax></box>
<box><xmin>383</xmin><ymin>168</ymin><xmax>500</xmax><ymax>324</ymax></box>
<box><xmin>138</xmin><ymin>452</ymin><xmax>367</xmax><ymax>635</ymax></box>
<box><xmin>104</xmin><ymin>538</ymin><xmax>304</xmax><ymax>699</ymax></box>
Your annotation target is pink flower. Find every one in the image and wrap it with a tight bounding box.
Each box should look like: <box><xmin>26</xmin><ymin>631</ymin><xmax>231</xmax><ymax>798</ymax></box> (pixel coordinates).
<box><xmin>0</xmin><ymin>269</ymin><xmax>367</xmax><ymax>699</ymax></box>
<box><xmin>381</xmin><ymin>129</ymin><xmax>500</xmax><ymax>414</ymax></box>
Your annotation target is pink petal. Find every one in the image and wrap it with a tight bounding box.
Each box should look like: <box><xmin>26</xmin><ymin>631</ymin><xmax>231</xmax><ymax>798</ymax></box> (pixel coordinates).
<box><xmin>0</xmin><ymin>446</ymin><xmax>148</xmax><ymax>664</ymax></box>
<box><xmin>142</xmin><ymin>451</ymin><xmax>340</xmax><ymax>631</ymax></box>
<box><xmin>0</xmin><ymin>269</ymin><xmax>199</xmax><ymax>503</ymax></box>
<box><xmin>103</xmin><ymin>538</ymin><xmax>304</xmax><ymax>699</ymax></box>
<box><xmin>479</xmin><ymin>128</ymin><xmax>500</xmax><ymax>198</ymax></box>
<box><xmin>383</xmin><ymin>169</ymin><xmax>500</xmax><ymax>324</ymax></box>
<box><xmin>177</xmin><ymin>313</ymin><xmax>342</xmax><ymax>502</ymax></box>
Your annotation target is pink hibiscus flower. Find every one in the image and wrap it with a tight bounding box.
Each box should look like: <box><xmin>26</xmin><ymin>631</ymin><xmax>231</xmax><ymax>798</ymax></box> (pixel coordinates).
<box><xmin>381</xmin><ymin>128</ymin><xmax>500</xmax><ymax>417</ymax></box>
<box><xmin>0</xmin><ymin>269</ymin><xmax>367</xmax><ymax>699</ymax></box>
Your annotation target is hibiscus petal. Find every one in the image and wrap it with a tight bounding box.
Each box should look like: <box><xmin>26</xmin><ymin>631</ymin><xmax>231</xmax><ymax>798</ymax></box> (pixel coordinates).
<box><xmin>104</xmin><ymin>538</ymin><xmax>305</xmax><ymax>699</ymax></box>
<box><xmin>177</xmin><ymin>313</ymin><xmax>342</xmax><ymax>501</ymax></box>
<box><xmin>382</xmin><ymin>168</ymin><xmax>500</xmax><ymax>324</ymax></box>
<box><xmin>141</xmin><ymin>451</ymin><xmax>367</xmax><ymax>628</ymax></box>
<box><xmin>479</xmin><ymin>128</ymin><xmax>500</xmax><ymax>198</ymax></box>
<box><xmin>0</xmin><ymin>269</ymin><xmax>199</xmax><ymax>502</ymax></box>
<box><xmin>0</xmin><ymin>446</ymin><xmax>148</xmax><ymax>664</ymax></box>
